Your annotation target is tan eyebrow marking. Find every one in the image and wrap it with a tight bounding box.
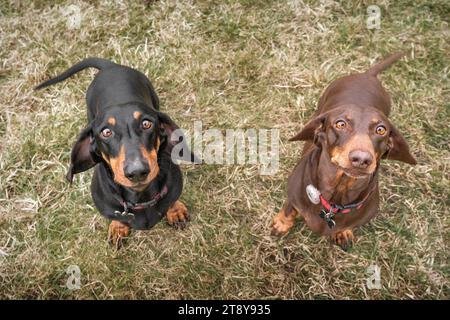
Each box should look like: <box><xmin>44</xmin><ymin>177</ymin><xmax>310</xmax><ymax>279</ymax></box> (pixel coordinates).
<box><xmin>107</xmin><ymin>117</ymin><xmax>116</xmax><ymax>126</ymax></box>
<box><xmin>372</xmin><ymin>118</ymin><xmax>379</xmax><ymax>123</ymax></box>
<box><xmin>345</xmin><ymin>115</ymin><xmax>352</xmax><ymax>121</ymax></box>
<box><xmin>133</xmin><ymin>111</ymin><xmax>141</xmax><ymax>120</ymax></box>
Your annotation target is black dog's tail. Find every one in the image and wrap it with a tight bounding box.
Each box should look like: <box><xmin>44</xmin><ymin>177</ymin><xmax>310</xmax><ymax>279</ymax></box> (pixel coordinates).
<box><xmin>35</xmin><ymin>58</ymin><xmax>115</xmax><ymax>90</ymax></box>
<box><xmin>365</xmin><ymin>52</ymin><xmax>405</xmax><ymax>77</ymax></box>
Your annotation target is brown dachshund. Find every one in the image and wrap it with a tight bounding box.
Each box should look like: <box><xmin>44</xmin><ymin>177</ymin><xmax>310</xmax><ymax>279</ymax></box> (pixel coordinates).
<box><xmin>271</xmin><ymin>52</ymin><xmax>416</xmax><ymax>250</ymax></box>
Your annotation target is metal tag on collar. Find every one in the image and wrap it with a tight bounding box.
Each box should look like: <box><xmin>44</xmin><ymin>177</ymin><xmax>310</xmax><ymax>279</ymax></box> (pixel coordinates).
<box><xmin>306</xmin><ymin>184</ymin><xmax>321</xmax><ymax>204</ymax></box>
<box><xmin>114</xmin><ymin>202</ymin><xmax>134</xmax><ymax>218</ymax></box>
<box><xmin>320</xmin><ymin>208</ymin><xmax>336</xmax><ymax>229</ymax></box>
<box><xmin>114</xmin><ymin>209</ymin><xmax>135</xmax><ymax>218</ymax></box>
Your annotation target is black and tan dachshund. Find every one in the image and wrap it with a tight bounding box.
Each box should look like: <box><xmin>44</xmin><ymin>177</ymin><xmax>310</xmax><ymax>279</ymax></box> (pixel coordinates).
<box><xmin>36</xmin><ymin>58</ymin><xmax>196</xmax><ymax>247</ymax></box>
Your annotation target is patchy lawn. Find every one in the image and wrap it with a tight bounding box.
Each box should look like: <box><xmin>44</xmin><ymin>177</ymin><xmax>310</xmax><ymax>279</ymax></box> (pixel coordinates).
<box><xmin>0</xmin><ymin>0</ymin><xmax>448</xmax><ymax>299</ymax></box>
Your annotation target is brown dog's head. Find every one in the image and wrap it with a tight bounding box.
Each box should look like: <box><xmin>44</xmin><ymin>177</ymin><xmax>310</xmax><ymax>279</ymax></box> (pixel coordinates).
<box><xmin>66</xmin><ymin>103</ymin><xmax>192</xmax><ymax>191</ymax></box>
<box><xmin>290</xmin><ymin>105</ymin><xmax>416</xmax><ymax>178</ymax></box>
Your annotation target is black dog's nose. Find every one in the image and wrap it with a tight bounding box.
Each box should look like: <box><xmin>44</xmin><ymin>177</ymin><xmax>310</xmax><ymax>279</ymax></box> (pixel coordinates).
<box><xmin>349</xmin><ymin>150</ymin><xmax>373</xmax><ymax>169</ymax></box>
<box><xmin>124</xmin><ymin>162</ymin><xmax>149</xmax><ymax>182</ymax></box>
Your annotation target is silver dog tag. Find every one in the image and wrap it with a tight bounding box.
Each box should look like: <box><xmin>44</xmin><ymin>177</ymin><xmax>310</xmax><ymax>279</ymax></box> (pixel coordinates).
<box><xmin>306</xmin><ymin>184</ymin><xmax>321</xmax><ymax>204</ymax></box>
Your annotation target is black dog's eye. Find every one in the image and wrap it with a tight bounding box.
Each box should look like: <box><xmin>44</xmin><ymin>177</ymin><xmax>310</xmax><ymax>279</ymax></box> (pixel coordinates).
<box><xmin>142</xmin><ymin>120</ymin><xmax>152</xmax><ymax>130</ymax></box>
<box><xmin>101</xmin><ymin>128</ymin><xmax>113</xmax><ymax>138</ymax></box>
<box><xmin>335</xmin><ymin>120</ymin><xmax>347</xmax><ymax>130</ymax></box>
<box><xmin>375</xmin><ymin>125</ymin><xmax>386</xmax><ymax>135</ymax></box>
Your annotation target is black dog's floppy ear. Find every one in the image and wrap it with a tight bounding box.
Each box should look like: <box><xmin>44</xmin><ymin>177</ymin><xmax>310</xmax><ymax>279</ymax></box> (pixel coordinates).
<box><xmin>66</xmin><ymin>122</ymin><xmax>100</xmax><ymax>183</ymax></box>
<box><xmin>157</xmin><ymin>112</ymin><xmax>200</xmax><ymax>164</ymax></box>
<box><xmin>289</xmin><ymin>112</ymin><xmax>327</xmax><ymax>142</ymax></box>
<box><xmin>383</xmin><ymin>124</ymin><xmax>417</xmax><ymax>165</ymax></box>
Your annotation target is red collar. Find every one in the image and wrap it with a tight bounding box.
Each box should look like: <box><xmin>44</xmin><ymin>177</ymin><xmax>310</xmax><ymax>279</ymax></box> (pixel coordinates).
<box><xmin>307</xmin><ymin>184</ymin><xmax>376</xmax><ymax>229</ymax></box>
<box><xmin>319</xmin><ymin>189</ymin><xmax>372</xmax><ymax>215</ymax></box>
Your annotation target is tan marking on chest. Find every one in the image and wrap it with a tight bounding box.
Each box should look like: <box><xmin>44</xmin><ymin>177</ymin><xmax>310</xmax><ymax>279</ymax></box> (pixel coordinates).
<box><xmin>107</xmin><ymin>117</ymin><xmax>116</xmax><ymax>126</ymax></box>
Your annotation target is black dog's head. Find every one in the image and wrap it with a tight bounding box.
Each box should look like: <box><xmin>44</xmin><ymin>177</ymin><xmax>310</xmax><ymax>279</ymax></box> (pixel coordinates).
<box><xmin>67</xmin><ymin>103</ymin><xmax>190</xmax><ymax>191</ymax></box>
<box><xmin>290</xmin><ymin>105</ymin><xmax>416</xmax><ymax>178</ymax></box>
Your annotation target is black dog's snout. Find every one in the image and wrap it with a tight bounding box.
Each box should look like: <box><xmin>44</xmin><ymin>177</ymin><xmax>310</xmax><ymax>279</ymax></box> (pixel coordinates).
<box><xmin>349</xmin><ymin>150</ymin><xmax>373</xmax><ymax>169</ymax></box>
<box><xmin>124</xmin><ymin>161</ymin><xmax>150</xmax><ymax>182</ymax></box>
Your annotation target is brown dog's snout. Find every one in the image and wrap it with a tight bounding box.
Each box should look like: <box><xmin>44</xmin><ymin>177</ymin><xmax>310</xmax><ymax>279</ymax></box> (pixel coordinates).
<box><xmin>349</xmin><ymin>150</ymin><xmax>373</xmax><ymax>169</ymax></box>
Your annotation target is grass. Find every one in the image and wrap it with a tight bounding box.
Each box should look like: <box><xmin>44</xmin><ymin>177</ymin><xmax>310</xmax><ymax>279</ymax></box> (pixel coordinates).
<box><xmin>0</xmin><ymin>0</ymin><xmax>448</xmax><ymax>299</ymax></box>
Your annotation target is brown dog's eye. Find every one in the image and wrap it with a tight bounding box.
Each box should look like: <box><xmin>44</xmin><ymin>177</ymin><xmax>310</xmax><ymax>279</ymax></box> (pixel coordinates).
<box><xmin>142</xmin><ymin>120</ymin><xmax>152</xmax><ymax>130</ymax></box>
<box><xmin>335</xmin><ymin>120</ymin><xmax>346</xmax><ymax>130</ymax></box>
<box><xmin>101</xmin><ymin>128</ymin><xmax>113</xmax><ymax>138</ymax></box>
<box><xmin>375</xmin><ymin>125</ymin><xmax>386</xmax><ymax>135</ymax></box>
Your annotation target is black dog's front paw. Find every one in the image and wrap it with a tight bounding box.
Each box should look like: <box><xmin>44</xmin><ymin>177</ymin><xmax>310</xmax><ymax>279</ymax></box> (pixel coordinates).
<box><xmin>108</xmin><ymin>220</ymin><xmax>130</xmax><ymax>249</ymax></box>
<box><xmin>166</xmin><ymin>201</ymin><xmax>190</xmax><ymax>229</ymax></box>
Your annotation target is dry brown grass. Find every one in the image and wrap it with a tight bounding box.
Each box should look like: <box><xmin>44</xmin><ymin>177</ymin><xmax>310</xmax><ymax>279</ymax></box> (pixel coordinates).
<box><xmin>0</xmin><ymin>0</ymin><xmax>448</xmax><ymax>299</ymax></box>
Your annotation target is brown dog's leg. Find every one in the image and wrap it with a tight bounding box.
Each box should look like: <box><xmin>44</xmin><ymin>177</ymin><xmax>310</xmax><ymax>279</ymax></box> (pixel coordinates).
<box><xmin>166</xmin><ymin>200</ymin><xmax>189</xmax><ymax>229</ymax></box>
<box><xmin>332</xmin><ymin>229</ymin><xmax>354</xmax><ymax>251</ymax></box>
<box><xmin>108</xmin><ymin>220</ymin><xmax>130</xmax><ymax>249</ymax></box>
<box><xmin>271</xmin><ymin>204</ymin><xmax>298</xmax><ymax>236</ymax></box>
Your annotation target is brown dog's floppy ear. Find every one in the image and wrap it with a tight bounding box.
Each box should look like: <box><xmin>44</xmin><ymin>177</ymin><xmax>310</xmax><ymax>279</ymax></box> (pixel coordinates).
<box><xmin>383</xmin><ymin>125</ymin><xmax>417</xmax><ymax>165</ymax></box>
<box><xmin>289</xmin><ymin>113</ymin><xmax>327</xmax><ymax>142</ymax></box>
<box><xmin>66</xmin><ymin>122</ymin><xmax>100</xmax><ymax>183</ymax></box>
<box><xmin>157</xmin><ymin>112</ymin><xmax>200</xmax><ymax>164</ymax></box>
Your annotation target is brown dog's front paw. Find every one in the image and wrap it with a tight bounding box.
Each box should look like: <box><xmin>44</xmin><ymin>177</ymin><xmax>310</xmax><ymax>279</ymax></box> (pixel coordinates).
<box><xmin>332</xmin><ymin>230</ymin><xmax>354</xmax><ymax>251</ymax></box>
<box><xmin>271</xmin><ymin>209</ymin><xmax>297</xmax><ymax>236</ymax></box>
<box><xmin>108</xmin><ymin>220</ymin><xmax>130</xmax><ymax>249</ymax></box>
<box><xmin>167</xmin><ymin>200</ymin><xmax>189</xmax><ymax>229</ymax></box>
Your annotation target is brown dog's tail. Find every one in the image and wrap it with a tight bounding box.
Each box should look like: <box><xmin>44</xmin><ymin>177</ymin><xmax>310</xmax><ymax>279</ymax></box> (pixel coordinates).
<box><xmin>35</xmin><ymin>57</ymin><xmax>115</xmax><ymax>90</ymax></box>
<box><xmin>365</xmin><ymin>52</ymin><xmax>405</xmax><ymax>76</ymax></box>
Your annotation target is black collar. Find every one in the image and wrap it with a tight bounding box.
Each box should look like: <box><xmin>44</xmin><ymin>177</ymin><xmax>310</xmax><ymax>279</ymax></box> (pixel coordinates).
<box><xmin>119</xmin><ymin>184</ymin><xmax>168</xmax><ymax>212</ymax></box>
<box><xmin>112</xmin><ymin>184</ymin><xmax>169</xmax><ymax>219</ymax></box>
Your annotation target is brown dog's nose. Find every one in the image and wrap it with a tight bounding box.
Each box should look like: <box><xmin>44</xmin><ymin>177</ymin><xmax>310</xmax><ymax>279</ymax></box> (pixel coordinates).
<box><xmin>349</xmin><ymin>150</ymin><xmax>373</xmax><ymax>169</ymax></box>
